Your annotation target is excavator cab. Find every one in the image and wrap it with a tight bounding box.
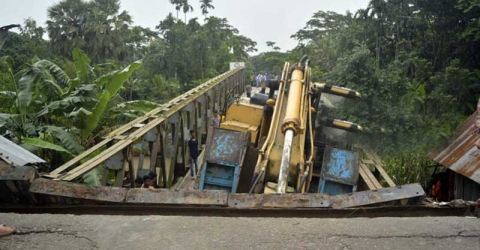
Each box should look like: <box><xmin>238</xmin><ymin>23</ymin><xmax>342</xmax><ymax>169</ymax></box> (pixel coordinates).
<box><xmin>311</xmin><ymin>83</ymin><xmax>363</xmax><ymax>195</ymax></box>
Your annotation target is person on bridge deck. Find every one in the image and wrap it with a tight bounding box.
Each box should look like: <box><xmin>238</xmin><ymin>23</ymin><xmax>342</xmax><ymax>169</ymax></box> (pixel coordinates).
<box><xmin>188</xmin><ymin>130</ymin><xmax>199</xmax><ymax>179</ymax></box>
<box><xmin>212</xmin><ymin>111</ymin><xmax>221</xmax><ymax>127</ymax></box>
<box><xmin>149</xmin><ymin>171</ymin><xmax>159</xmax><ymax>188</ymax></box>
<box><xmin>134</xmin><ymin>177</ymin><xmax>143</xmax><ymax>188</ymax></box>
<box><xmin>141</xmin><ymin>175</ymin><xmax>154</xmax><ymax>189</ymax></box>
<box><xmin>122</xmin><ymin>172</ymin><xmax>132</xmax><ymax>188</ymax></box>
<box><xmin>255</xmin><ymin>74</ymin><xmax>262</xmax><ymax>87</ymax></box>
<box><xmin>274</xmin><ymin>74</ymin><xmax>280</xmax><ymax>81</ymax></box>
<box><xmin>245</xmin><ymin>84</ymin><xmax>252</xmax><ymax>97</ymax></box>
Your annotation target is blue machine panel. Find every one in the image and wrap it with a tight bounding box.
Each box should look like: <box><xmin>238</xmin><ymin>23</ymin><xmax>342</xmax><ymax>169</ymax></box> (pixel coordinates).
<box><xmin>318</xmin><ymin>146</ymin><xmax>359</xmax><ymax>195</ymax></box>
<box><xmin>200</xmin><ymin>128</ymin><xmax>248</xmax><ymax>193</ymax></box>
<box><xmin>204</xmin><ymin>128</ymin><xmax>246</xmax><ymax>166</ymax></box>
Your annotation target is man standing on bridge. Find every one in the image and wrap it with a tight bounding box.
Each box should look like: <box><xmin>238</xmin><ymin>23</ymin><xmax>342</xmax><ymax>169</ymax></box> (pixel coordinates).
<box><xmin>212</xmin><ymin>111</ymin><xmax>221</xmax><ymax>127</ymax></box>
<box><xmin>188</xmin><ymin>130</ymin><xmax>199</xmax><ymax>179</ymax></box>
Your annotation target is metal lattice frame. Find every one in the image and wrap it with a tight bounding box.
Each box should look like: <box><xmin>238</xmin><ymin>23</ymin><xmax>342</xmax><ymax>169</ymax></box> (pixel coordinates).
<box><xmin>44</xmin><ymin>67</ymin><xmax>246</xmax><ymax>188</ymax></box>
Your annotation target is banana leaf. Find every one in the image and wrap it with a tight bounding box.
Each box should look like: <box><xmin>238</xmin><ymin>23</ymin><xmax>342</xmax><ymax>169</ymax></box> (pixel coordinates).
<box><xmin>81</xmin><ymin>61</ymin><xmax>142</xmax><ymax>138</ymax></box>
<box><xmin>23</xmin><ymin>137</ymin><xmax>73</xmax><ymax>156</ymax></box>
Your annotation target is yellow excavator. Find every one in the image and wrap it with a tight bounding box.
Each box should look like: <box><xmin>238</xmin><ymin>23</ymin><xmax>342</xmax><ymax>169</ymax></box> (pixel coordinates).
<box><xmin>199</xmin><ymin>55</ymin><xmax>364</xmax><ymax>195</ymax></box>
<box><xmin>1</xmin><ymin>55</ymin><xmax>427</xmax><ymax>211</ymax></box>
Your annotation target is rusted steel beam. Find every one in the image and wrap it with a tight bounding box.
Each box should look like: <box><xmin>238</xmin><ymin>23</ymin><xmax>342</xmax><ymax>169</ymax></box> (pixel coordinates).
<box><xmin>0</xmin><ymin>166</ymin><xmax>37</xmax><ymax>181</ymax></box>
<box><xmin>180</xmin><ymin>111</ymin><xmax>186</xmax><ymax>171</ymax></box>
<box><xmin>26</xmin><ymin>179</ymin><xmax>423</xmax><ymax>209</ymax></box>
<box><xmin>159</xmin><ymin>127</ymin><xmax>167</xmax><ymax>187</ymax></box>
<box><xmin>329</xmin><ymin>183</ymin><xmax>424</xmax><ymax>209</ymax></box>
<box><xmin>125</xmin><ymin>189</ymin><xmax>228</xmax><ymax>206</ymax></box>
<box><xmin>29</xmin><ymin>178</ymin><xmax>127</xmax><ymax>203</ymax></box>
<box><xmin>167</xmin><ymin>123</ymin><xmax>180</xmax><ymax>188</ymax></box>
<box><xmin>228</xmin><ymin>193</ymin><xmax>331</xmax><ymax>209</ymax></box>
<box><xmin>228</xmin><ymin>184</ymin><xmax>424</xmax><ymax>209</ymax></box>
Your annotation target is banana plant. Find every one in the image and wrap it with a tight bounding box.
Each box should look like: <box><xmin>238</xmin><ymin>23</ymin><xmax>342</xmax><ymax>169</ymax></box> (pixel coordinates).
<box><xmin>0</xmin><ymin>48</ymin><xmax>143</xmax><ymax>166</ymax></box>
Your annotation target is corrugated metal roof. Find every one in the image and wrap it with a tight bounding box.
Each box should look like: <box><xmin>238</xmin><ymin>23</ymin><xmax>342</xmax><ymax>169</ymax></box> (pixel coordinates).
<box><xmin>428</xmin><ymin>113</ymin><xmax>480</xmax><ymax>184</ymax></box>
<box><xmin>0</xmin><ymin>136</ymin><xmax>45</xmax><ymax>166</ymax></box>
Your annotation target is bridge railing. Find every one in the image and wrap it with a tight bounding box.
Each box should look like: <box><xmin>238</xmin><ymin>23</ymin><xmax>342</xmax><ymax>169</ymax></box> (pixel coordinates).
<box><xmin>44</xmin><ymin>67</ymin><xmax>246</xmax><ymax>188</ymax></box>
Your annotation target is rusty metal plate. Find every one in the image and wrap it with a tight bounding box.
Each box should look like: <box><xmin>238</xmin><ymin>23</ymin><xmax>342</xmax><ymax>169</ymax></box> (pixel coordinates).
<box><xmin>125</xmin><ymin>189</ymin><xmax>228</xmax><ymax>206</ymax></box>
<box><xmin>330</xmin><ymin>183</ymin><xmax>425</xmax><ymax>209</ymax></box>
<box><xmin>204</xmin><ymin>127</ymin><xmax>246</xmax><ymax>166</ymax></box>
<box><xmin>29</xmin><ymin>178</ymin><xmax>127</xmax><ymax>203</ymax></box>
<box><xmin>0</xmin><ymin>165</ymin><xmax>37</xmax><ymax>181</ymax></box>
<box><xmin>228</xmin><ymin>193</ymin><xmax>331</xmax><ymax>209</ymax></box>
<box><xmin>428</xmin><ymin>113</ymin><xmax>480</xmax><ymax>184</ymax></box>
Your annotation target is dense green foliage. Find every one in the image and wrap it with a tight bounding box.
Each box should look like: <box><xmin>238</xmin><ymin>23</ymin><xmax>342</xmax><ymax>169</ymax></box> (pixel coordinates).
<box><xmin>0</xmin><ymin>0</ymin><xmax>256</xmax><ymax>169</ymax></box>
<box><xmin>251</xmin><ymin>0</ymin><xmax>480</xmax><ymax>186</ymax></box>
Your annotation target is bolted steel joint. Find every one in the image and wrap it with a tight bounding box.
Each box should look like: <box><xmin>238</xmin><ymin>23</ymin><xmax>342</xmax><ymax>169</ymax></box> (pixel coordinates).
<box><xmin>281</xmin><ymin>118</ymin><xmax>300</xmax><ymax>134</ymax></box>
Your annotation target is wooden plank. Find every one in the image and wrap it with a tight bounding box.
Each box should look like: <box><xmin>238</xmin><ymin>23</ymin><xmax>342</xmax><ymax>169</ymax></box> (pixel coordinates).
<box><xmin>359</xmin><ymin>165</ymin><xmax>378</xmax><ymax>190</ymax></box>
<box><xmin>364</xmin><ymin>149</ymin><xmax>385</xmax><ymax>166</ymax></box>
<box><xmin>359</xmin><ymin>163</ymin><xmax>382</xmax><ymax>190</ymax></box>
<box><xmin>363</xmin><ymin>149</ymin><xmax>395</xmax><ymax>187</ymax></box>
<box><xmin>362</xmin><ymin>159</ymin><xmax>375</xmax><ymax>165</ymax></box>
<box><xmin>375</xmin><ymin>164</ymin><xmax>396</xmax><ymax>187</ymax></box>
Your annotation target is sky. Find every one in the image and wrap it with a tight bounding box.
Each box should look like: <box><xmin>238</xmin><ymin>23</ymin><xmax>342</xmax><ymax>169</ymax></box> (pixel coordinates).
<box><xmin>1</xmin><ymin>0</ymin><xmax>370</xmax><ymax>54</ymax></box>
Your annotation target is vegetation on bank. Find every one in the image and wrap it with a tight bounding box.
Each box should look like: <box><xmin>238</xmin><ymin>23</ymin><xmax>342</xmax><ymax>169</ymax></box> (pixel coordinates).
<box><xmin>251</xmin><ymin>0</ymin><xmax>480</xmax><ymax>186</ymax></box>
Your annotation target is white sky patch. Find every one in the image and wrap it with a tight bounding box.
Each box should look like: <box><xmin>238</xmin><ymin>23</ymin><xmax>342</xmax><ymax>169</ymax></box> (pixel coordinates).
<box><xmin>1</xmin><ymin>0</ymin><xmax>370</xmax><ymax>54</ymax></box>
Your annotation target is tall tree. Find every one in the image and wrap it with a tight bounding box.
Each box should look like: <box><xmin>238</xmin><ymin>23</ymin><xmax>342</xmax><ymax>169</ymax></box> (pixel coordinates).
<box><xmin>182</xmin><ymin>0</ymin><xmax>194</xmax><ymax>23</ymax></box>
<box><xmin>46</xmin><ymin>0</ymin><xmax>89</xmax><ymax>58</ymax></box>
<box><xmin>169</xmin><ymin>0</ymin><xmax>182</xmax><ymax>20</ymax></box>
<box><xmin>266</xmin><ymin>41</ymin><xmax>276</xmax><ymax>48</ymax></box>
<box><xmin>200</xmin><ymin>0</ymin><xmax>214</xmax><ymax>19</ymax></box>
<box><xmin>46</xmin><ymin>0</ymin><xmax>134</xmax><ymax>62</ymax></box>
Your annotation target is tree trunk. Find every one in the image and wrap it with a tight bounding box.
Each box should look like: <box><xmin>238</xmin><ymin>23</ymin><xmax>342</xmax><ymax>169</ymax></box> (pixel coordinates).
<box><xmin>201</xmin><ymin>55</ymin><xmax>204</xmax><ymax>80</ymax></box>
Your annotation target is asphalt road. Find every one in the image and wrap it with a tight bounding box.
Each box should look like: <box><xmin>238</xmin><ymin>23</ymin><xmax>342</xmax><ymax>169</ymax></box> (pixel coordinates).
<box><xmin>0</xmin><ymin>213</ymin><xmax>478</xmax><ymax>250</ymax></box>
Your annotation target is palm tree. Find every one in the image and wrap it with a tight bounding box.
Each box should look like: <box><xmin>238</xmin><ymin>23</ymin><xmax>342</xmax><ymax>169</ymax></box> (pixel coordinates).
<box><xmin>182</xmin><ymin>0</ymin><xmax>194</xmax><ymax>23</ymax></box>
<box><xmin>266</xmin><ymin>41</ymin><xmax>276</xmax><ymax>49</ymax></box>
<box><xmin>170</xmin><ymin>0</ymin><xmax>182</xmax><ymax>20</ymax></box>
<box><xmin>46</xmin><ymin>0</ymin><xmax>89</xmax><ymax>58</ymax></box>
<box><xmin>200</xmin><ymin>0</ymin><xmax>214</xmax><ymax>20</ymax></box>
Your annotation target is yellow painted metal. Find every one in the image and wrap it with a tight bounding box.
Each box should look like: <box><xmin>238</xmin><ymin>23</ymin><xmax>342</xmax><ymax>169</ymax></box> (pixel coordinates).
<box><xmin>281</xmin><ymin>67</ymin><xmax>304</xmax><ymax>134</ymax></box>
<box><xmin>225</xmin><ymin>102</ymin><xmax>264</xmax><ymax>128</ymax></box>
<box><xmin>263</xmin><ymin>62</ymin><xmax>311</xmax><ymax>192</ymax></box>
<box><xmin>314</xmin><ymin>83</ymin><xmax>362</xmax><ymax>98</ymax></box>
<box><xmin>220</xmin><ymin>121</ymin><xmax>258</xmax><ymax>144</ymax></box>
<box><xmin>332</xmin><ymin>119</ymin><xmax>364</xmax><ymax>132</ymax></box>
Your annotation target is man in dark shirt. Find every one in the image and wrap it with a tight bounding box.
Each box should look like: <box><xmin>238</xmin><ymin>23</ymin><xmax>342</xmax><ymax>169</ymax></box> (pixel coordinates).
<box><xmin>148</xmin><ymin>171</ymin><xmax>159</xmax><ymax>188</ymax></box>
<box><xmin>188</xmin><ymin>130</ymin><xmax>199</xmax><ymax>179</ymax></box>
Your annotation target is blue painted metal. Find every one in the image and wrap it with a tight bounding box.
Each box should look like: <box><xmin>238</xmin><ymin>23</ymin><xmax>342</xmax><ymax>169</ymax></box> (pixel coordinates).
<box><xmin>318</xmin><ymin>146</ymin><xmax>359</xmax><ymax>195</ymax></box>
<box><xmin>199</xmin><ymin>128</ymin><xmax>248</xmax><ymax>193</ymax></box>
